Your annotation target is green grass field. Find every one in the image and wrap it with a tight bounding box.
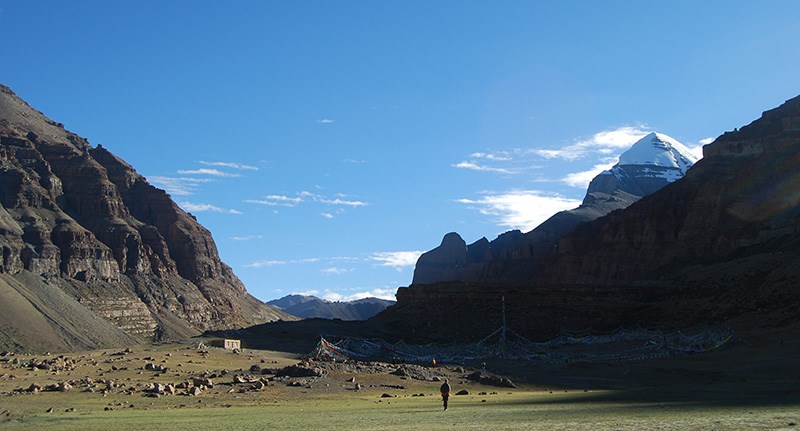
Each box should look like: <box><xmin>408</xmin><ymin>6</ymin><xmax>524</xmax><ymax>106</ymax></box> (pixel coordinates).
<box><xmin>2</xmin><ymin>391</ymin><xmax>798</xmax><ymax>431</ymax></box>
<box><xmin>1</xmin><ymin>341</ymin><xmax>798</xmax><ymax>430</ymax></box>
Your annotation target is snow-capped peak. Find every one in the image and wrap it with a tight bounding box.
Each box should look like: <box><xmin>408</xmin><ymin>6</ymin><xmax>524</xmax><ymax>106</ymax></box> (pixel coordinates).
<box><xmin>617</xmin><ymin>132</ymin><xmax>697</xmax><ymax>174</ymax></box>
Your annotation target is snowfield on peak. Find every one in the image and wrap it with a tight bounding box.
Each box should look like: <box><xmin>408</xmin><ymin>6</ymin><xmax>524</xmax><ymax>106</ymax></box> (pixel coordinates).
<box><xmin>617</xmin><ymin>132</ymin><xmax>697</xmax><ymax>172</ymax></box>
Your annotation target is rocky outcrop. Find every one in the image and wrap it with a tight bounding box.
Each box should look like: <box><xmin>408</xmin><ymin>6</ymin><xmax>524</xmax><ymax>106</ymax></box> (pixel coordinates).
<box><xmin>382</xmin><ymin>96</ymin><xmax>800</xmax><ymax>342</ymax></box>
<box><xmin>0</xmin><ymin>84</ymin><xmax>294</xmax><ymax>351</ymax></box>
<box><xmin>412</xmin><ymin>132</ymin><xmax>697</xmax><ymax>285</ymax></box>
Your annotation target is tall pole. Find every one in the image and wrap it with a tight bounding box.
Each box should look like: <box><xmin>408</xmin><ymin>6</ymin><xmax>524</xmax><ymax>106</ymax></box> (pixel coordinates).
<box><xmin>501</xmin><ymin>295</ymin><xmax>507</xmax><ymax>357</ymax></box>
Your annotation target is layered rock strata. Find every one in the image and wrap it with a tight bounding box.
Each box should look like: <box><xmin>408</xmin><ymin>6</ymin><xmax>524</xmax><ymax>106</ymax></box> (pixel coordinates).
<box><xmin>0</xmin><ymin>84</ymin><xmax>293</xmax><ymax>351</ymax></box>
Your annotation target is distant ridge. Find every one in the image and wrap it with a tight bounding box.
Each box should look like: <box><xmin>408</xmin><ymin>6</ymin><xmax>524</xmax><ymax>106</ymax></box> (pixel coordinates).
<box><xmin>268</xmin><ymin>294</ymin><xmax>395</xmax><ymax>321</ymax></box>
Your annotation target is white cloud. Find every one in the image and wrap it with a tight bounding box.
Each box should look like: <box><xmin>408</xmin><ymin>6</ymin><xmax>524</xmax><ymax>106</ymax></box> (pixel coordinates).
<box><xmin>148</xmin><ymin>176</ymin><xmax>212</xmax><ymax>196</ymax></box>
<box><xmin>245</xmin><ymin>194</ymin><xmax>304</xmax><ymax>207</ymax></box>
<box><xmin>343</xmin><ymin>158</ymin><xmax>366</xmax><ymax>164</ymax></box>
<box><xmin>244</xmin><ymin>258</ymin><xmax>320</xmax><ymax>268</ymax></box>
<box><xmin>317</xmin><ymin>119</ymin><xmax>335</xmax><ymax>124</ymax></box>
<box><xmin>321</xmin><ymin>213</ymin><xmax>334</xmax><ymax>219</ymax></box>
<box><xmin>562</xmin><ymin>161</ymin><xmax>617</xmax><ymax>188</ymax></box>
<box><xmin>245</xmin><ymin>191</ymin><xmax>367</xmax><ymax>211</ymax></box>
<box><xmin>319</xmin><ymin>198</ymin><xmax>367</xmax><ymax>207</ymax></box>
<box><xmin>370</xmin><ymin>251</ymin><xmax>425</xmax><ymax>270</ymax></box>
<box><xmin>321</xmin><ymin>267</ymin><xmax>352</xmax><ymax>275</ymax></box>
<box><xmin>230</xmin><ymin>235</ymin><xmax>263</xmax><ymax>241</ymax></box>
<box><xmin>685</xmin><ymin>137</ymin><xmax>714</xmax><ymax>160</ymax></box>
<box><xmin>452</xmin><ymin>161</ymin><xmax>516</xmax><ymax>174</ymax></box>
<box><xmin>457</xmin><ymin>190</ymin><xmax>581</xmax><ymax>232</ymax></box>
<box><xmin>470</xmin><ymin>151</ymin><xmax>512</xmax><ymax>161</ymax></box>
<box><xmin>534</xmin><ymin>126</ymin><xmax>651</xmax><ymax>161</ymax></box>
<box><xmin>199</xmin><ymin>161</ymin><xmax>259</xmax><ymax>171</ymax></box>
<box><xmin>178</xmin><ymin>201</ymin><xmax>243</xmax><ymax>215</ymax></box>
<box><xmin>177</xmin><ymin>168</ymin><xmax>241</xmax><ymax>177</ymax></box>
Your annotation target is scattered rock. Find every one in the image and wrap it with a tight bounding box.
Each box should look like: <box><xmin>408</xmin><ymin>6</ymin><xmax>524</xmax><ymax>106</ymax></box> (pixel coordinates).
<box><xmin>275</xmin><ymin>363</ymin><xmax>323</xmax><ymax>378</ymax></box>
<box><xmin>390</xmin><ymin>365</ymin><xmax>442</xmax><ymax>381</ymax></box>
<box><xmin>465</xmin><ymin>371</ymin><xmax>517</xmax><ymax>388</ymax></box>
<box><xmin>456</xmin><ymin>389</ymin><xmax>469</xmax><ymax>396</ymax></box>
<box><xmin>381</xmin><ymin>393</ymin><xmax>395</xmax><ymax>398</ymax></box>
<box><xmin>381</xmin><ymin>384</ymin><xmax>406</xmax><ymax>390</ymax></box>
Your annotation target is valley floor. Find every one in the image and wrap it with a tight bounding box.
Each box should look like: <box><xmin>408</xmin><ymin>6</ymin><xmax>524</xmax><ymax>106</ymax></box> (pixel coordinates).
<box><xmin>0</xmin><ymin>316</ymin><xmax>797</xmax><ymax>430</ymax></box>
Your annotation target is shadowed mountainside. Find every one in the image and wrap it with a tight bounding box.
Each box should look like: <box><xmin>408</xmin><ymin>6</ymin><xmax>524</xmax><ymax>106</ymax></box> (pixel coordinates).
<box><xmin>380</xmin><ymin>95</ymin><xmax>800</xmax><ymax>342</ymax></box>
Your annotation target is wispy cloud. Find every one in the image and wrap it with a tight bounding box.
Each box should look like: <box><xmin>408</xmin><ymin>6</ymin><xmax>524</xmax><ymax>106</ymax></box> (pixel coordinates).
<box><xmin>148</xmin><ymin>176</ymin><xmax>212</xmax><ymax>196</ymax></box>
<box><xmin>199</xmin><ymin>161</ymin><xmax>258</xmax><ymax>171</ymax></box>
<box><xmin>178</xmin><ymin>201</ymin><xmax>243</xmax><ymax>215</ymax></box>
<box><xmin>244</xmin><ymin>258</ymin><xmax>320</xmax><ymax>268</ymax></box>
<box><xmin>246</xmin><ymin>191</ymin><xmax>368</xmax><ymax>209</ymax></box>
<box><xmin>457</xmin><ymin>190</ymin><xmax>581</xmax><ymax>232</ymax></box>
<box><xmin>319</xmin><ymin>198</ymin><xmax>367</xmax><ymax>207</ymax></box>
<box><xmin>370</xmin><ymin>251</ymin><xmax>425</xmax><ymax>270</ymax></box>
<box><xmin>177</xmin><ymin>168</ymin><xmax>242</xmax><ymax>177</ymax></box>
<box><xmin>321</xmin><ymin>213</ymin><xmax>334</xmax><ymax>219</ymax></box>
<box><xmin>562</xmin><ymin>161</ymin><xmax>617</xmax><ymax>188</ymax></box>
<box><xmin>245</xmin><ymin>194</ymin><xmax>304</xmax><ymax>207</ymax></box>
<box><xmin>343</xmin><ymin>158</ymin><xmax>367</xmax><ymax>164</ymax></box>
<box><xmin>533</xmin><ymin>126</ymin><xmax>651</xmax><ymax>161</ymax></box>
<box><xmin>452</xmin><ymin>161</ymin><xmax>516</xmax><ymax>174</ymax></box>
<box><xmin>470</xmin><ymin>151</ymin><xmax>512</xmax><ymax>161</ymax></box>
<box><xmin>321</xmin><ymin>267</ymin><xmax>352</xmax><ymax>275</ymax></box>
<box><xmin>230</xmin><ymin>235</ymin><xmax>264</xmax><ymax>241</ymax></box>
<box><xmin>317</xmin><ymin>119</ymin><xmax>335</xmax><ymax>124</ymax></box>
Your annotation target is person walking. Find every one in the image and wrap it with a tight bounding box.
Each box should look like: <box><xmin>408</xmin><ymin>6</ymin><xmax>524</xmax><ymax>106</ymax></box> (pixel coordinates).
<box><xmin>440</xmin><ymin>378</ymin><xmax>451</xmax><ymax>411</ymax></box>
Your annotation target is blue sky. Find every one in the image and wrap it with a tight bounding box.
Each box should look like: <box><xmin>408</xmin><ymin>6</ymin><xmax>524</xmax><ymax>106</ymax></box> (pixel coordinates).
<box><xmin>2</xmin><ymin>1</ymin><xmax>798</xmax><ymax>302</ymax></box>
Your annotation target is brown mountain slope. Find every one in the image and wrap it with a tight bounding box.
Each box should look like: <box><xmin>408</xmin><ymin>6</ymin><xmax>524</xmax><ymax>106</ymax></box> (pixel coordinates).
<box><xmin>380</xmin><ymin>95</ymin><xmax>800</xmax><ymax>342</ymax></box>
<box><xmin>0</xmin><ymin>84</ymin><xmax>294</xmax><ymax>352</ymax></box>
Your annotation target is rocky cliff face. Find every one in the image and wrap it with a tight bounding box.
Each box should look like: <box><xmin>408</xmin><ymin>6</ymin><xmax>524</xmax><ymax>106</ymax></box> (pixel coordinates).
<box><xmin>412</xmin><ymin>132</ymin><xmax>696</xmax><ymax>285</ymax></box>
<box><xmin>383</xmin><ymin>97</ymin><xmax>800</xmax><ymax>341</ymax></box>
<box><xmin>0</xmin><ymin>84</ymin><xmax>293</xmax><ymax>351</ymax></box>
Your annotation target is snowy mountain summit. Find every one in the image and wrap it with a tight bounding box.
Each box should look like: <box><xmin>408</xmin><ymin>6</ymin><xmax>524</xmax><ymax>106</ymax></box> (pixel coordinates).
<box><xmin>617</xmin><ymin>132</ymin><xmax>697</xmax><ymax>173</ymax></box>
<box><xmin>587</xmin><ymin>132</ymin><xmax>697</xmax><ymax>199</ymax></box>
<box><xmin>412</xmin><ymin>131</ymin><xmax>699</xmax><ymax>285</ymax></box>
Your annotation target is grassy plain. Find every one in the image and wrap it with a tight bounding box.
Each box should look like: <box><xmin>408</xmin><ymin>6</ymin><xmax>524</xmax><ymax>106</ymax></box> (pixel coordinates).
<box><xmin>1</xmin><ymin>321</ymin><xmax>798</xmax><ymax>431</ymax></box>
